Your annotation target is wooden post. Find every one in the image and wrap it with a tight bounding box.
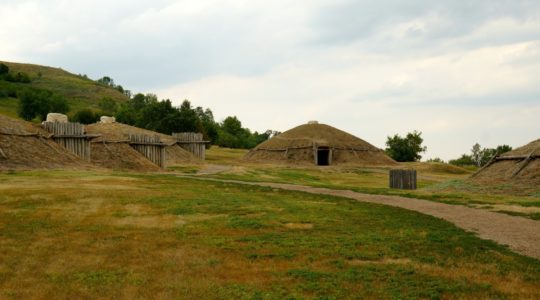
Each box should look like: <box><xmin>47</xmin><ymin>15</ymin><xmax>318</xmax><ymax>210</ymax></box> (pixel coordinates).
<box><xmin>389</xmin><ymin>169</ymin><xmax>417</xmax><ymax>190</ymax></box>
<box><xmin>128</xmin><ymin>134</ymin><xmax>166</xmax><ymax>168</ymax></box>
<box><xmin>172</xmin><ymin>132</ymin><xmax>208</xmax><ymax>160</ymax></box>
<box><xmin>42</xmin><ymin>121</ymin><xmax>91</xmax><ymax>161</ymax></box>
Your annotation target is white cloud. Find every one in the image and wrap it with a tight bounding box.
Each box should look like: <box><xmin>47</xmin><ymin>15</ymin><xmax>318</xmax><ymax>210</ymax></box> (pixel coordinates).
<box><xmin>1</xmin><ymin>0</ymin><xmax>539</xmax><ymax>160</ymax></box>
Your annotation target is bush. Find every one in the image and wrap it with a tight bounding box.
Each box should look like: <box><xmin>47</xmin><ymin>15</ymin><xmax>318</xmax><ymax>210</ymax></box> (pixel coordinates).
<box><xmin>5</xmin><ymin>72</ymin><xmax>31</xmax><ymax>83</ymax></box>
<box><xmin>72</xmin><ymin>109</ymin><xmax>99</xmax><ymax>124</ymax></box>
<box><xmin>0</xmin><ymin>63</ymin><xmax>9</xmax><ymax>76</ymax></box>
<box><xmin>17</xmin><ymin>89</ymin><xmax>69</xmax><ymax>121</ymax></box>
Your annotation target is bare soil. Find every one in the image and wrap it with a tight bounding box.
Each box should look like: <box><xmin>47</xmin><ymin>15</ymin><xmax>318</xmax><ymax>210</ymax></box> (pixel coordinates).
<box><xmin>187</xmin><ymin>177</ymin><xmax>540</xmax><ymax>260</ymax></box>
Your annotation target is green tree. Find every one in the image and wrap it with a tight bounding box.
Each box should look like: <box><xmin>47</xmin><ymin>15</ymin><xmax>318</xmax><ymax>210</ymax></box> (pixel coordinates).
<box><xmin>72</xmin><ymin>109</ymin><xmax>99</xmax><ymax>124</ymax></box>
<box><xmin>450</xmin><ymin>144</ymin><xmax>512</xmax><ymax>167</ymax></box>
<box><xmin>17</xmin><ymin>89</ymin><xmax>69</xmax><ymax>121</ymax></box>
<box><xmin>449</xmin><ymin>154</ymin><xmax>475</xmax><ymax>166</ymax></box>
<box><xmin>426</xmin><ymin>157</ymin><xmax>445</xmax><ymax>163</ymax></box>
<box><xmin>175</xmin><ymin>100</ymin><xmax>199</xmax><ymax>132</ymax></box>
<box><xmin>221</xmin><ymin>116</ymin><xmax>243</xmax><ymax>135</ymax></box>
<box><xmin>98</xmin><ymin>97</ymin><xmax>118</xmax><ymax>115</ymax></box>
<box><xmin>385</xmin><ymin>130</ymin><xmax>427</xmax><ymax>162</ymax></box>
<box><xmin>0</xmin><ymin>63</ymin><xmax>8</xmax><ymax>77</ymax></box>
<box><xmin>97</xmin><ymin>76</ymin><xmax>114</xmax><ymax>87</ymax></box>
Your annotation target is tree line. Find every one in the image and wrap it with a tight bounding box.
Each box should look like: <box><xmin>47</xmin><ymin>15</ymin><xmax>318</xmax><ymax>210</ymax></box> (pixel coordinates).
<box><xmin>3</xmin><ymin>68</ymin><xmax>276</xmax><ymax>149</ymax></box>
<box><xmin>383</xmin><ymin>131</ymin><xmax>512</xmax><ymax>168</ymax></box>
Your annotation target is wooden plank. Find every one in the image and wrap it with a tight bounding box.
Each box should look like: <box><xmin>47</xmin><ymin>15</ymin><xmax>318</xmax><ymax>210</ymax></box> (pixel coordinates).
<box><xmin>471</xmin><ymin>154</ymin><xmax>499</xmax><ymax>178</ymax></box>
<box><xmin>511</xmin><ymin>152</ymin><xmax>535</xmax><ymax>177</ymax></box>
<box><xmin>172</xmin><ymin>132</ymin><xmax>207</xmax><ymax>160</ymax></box>
<box><xmin>389</xmin><ymin>169</ymin><xmax>417</xmax><ymax>190</ymax></box>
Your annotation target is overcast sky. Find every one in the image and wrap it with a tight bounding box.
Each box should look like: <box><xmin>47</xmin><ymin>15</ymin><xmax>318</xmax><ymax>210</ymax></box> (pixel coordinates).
<box><xmin>1</xmin><ymin>0</ymin><xmax>539</xmax><ymax>160</ymax></box>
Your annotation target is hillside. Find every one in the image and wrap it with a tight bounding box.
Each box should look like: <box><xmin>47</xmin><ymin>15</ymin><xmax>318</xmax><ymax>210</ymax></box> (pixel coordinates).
<box><xmin>0</xmin><ymin>61</ymin><xmax>128</xmax><ymax>119</ymax></box>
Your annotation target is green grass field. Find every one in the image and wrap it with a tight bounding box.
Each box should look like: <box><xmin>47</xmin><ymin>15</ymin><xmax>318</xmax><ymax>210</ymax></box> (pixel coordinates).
<box><xmin>0</xmin><ymin>170</ymin><xmax>538</xmax><ymax>299</ymax></box>
<box><xmin>195</xmin><ymin>147</ymin><xmax>540</xmax><ymax>220</ymax></box>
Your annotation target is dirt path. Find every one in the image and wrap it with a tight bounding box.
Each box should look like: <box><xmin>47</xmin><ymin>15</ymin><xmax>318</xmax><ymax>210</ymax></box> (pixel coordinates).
<box><xmin>185</xmin><ymin>176</ymin><xmax>540</xmax><ymax>260</ymax></box>
<box><xmin>196</xmin><ymin>164</ymin><xmax>234</xmax><ymax>175</ymax></box>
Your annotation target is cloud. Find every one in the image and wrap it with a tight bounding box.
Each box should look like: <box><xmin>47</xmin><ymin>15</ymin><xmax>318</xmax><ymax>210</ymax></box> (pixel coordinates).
<box><xmin>1</xmin><ymin>0</ymin><xmax>539</xmax><ymax>160</ymax></box>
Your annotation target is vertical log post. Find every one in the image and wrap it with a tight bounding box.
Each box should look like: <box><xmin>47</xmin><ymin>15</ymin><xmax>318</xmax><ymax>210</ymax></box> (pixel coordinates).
<box><xmin>389</xmin><ymin>169</ymin><xmax>417</xmax><ymax>190</ymax></box>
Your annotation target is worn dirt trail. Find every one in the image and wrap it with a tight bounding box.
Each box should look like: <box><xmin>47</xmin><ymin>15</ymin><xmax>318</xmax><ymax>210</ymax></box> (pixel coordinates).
<box><xmin>185</xmin><ymin>176</ymin><xmax>540</xmax><ymax>260</ymax></box>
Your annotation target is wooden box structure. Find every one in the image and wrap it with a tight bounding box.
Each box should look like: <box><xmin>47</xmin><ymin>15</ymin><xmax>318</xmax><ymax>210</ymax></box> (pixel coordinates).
<box><xmin>42</xmin><ymin>122</ymin><xmax>92</xmax><ymax>161</ymax></box>
<box><xmin>129</xmin><ymin>135</ymin><xmax>166</xmax><ymax>168</ymax></box>
<box><xmin>389</xmin><ymin>169</ymin><xmax>417</xmax><ymax>190</ymax></box>
<box><xmin>172</xmin><ymin>132</ymin><xmax>209</xmax><ymax>160</ymax></box>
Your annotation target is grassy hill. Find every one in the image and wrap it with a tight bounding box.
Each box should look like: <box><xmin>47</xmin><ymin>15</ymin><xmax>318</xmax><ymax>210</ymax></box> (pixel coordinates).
<box><xmin>0</xmin><ymin>61</ymin><xmax>128</xmax><ymax>119</ymax></box>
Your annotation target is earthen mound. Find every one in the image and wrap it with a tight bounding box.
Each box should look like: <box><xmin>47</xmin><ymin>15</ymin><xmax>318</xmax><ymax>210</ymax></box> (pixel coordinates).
<box><xmin>244</xmin><ymin>122</ymin><xmax>396</xmax><ymax>166</ymax></box>
<box><xmin>470</xmin><ymin>139</ymin><xmax>540</xmax><ymax>194</ymax></box>
<box><xmin>0</xmin><ymin>114</ymin><xmax>89</xmax><ymax>170</ymax></box>
<box><xmin>86</xmin><ymin>122</ymin><xmax>198</xmax><ymax>169</ymax></box>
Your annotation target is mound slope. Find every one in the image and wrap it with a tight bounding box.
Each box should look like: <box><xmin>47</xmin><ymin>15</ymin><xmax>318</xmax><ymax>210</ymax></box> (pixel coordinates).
<box><xmin>86</xmin><ymin>123</ymin><xmax>198</xmax><ymax>169</ymax></box>
<box><xmin>0</xmin><ymin>114</ymin><xmax>89</xmax><ymax>170</ymax></box>
<box><xmin>470</xmin><ymin>139</ymin><xmax>540</xmax><ymax>193</ymax></box>
<box><xmin>244</xmin><ymin>122</ymin><xmax>396</xmax><ymax>166</ymax></box>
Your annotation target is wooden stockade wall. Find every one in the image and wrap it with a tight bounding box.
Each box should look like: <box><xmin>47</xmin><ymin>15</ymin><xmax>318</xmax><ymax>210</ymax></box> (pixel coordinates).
<box><xmin>173</xmin><ymin>132</ymin><xmax>208</xmax><ymax>160</ymax></box>
<box><xmin>129</xmin><ymin>135</ymin><xmax>166</xmax><ymax>168</ymax></box>
<box><xmin>43</xmin><ymin>122</ymin><xmax>91</xmax><ymax>161</ymax></box>
<box><xmin>389</xmin><ymin>169</ymin><xmax>417</xmax><ymax>190</ymax></box>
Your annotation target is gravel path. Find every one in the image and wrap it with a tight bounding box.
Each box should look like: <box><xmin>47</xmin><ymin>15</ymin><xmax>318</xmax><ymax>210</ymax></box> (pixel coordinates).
<box><xmin>186</xmin><ymin>176</ymin><xmax>540</xmax><ymax>260</ymax></box>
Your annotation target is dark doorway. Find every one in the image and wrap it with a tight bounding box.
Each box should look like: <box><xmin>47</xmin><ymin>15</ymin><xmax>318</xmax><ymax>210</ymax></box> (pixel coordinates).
<box><xmin>317</xmin><ymin>147</ymin><xmax>330</xmax><ymax>166</ymax></box>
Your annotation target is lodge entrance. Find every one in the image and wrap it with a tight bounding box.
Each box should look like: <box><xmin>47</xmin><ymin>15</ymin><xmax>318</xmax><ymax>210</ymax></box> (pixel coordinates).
<box><xmin>316</xmin><ymin>147</ymin><xmax>330</xmax><ymax>166</ymax></box>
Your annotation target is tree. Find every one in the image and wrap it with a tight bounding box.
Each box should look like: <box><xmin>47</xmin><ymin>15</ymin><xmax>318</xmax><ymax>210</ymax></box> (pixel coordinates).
<box><xmin>0</xmin><ymin>63</ymin><xmax>8</xmax><ymax>76</ymax></box>
<box><xmin>97</xmin><ymin>76</ymin><xmax>114</xmax><ymax>87</ymax></box>
<box><xmin>98</xmin><ymin>97</ymin><xmax>118</xmax><ymax>115</ymax></box>
<box><xmin>221</xmin><ymin>116</ymin><xmax>243</xmax><ymax>135</ymax></box>
<box><xmin>17</xmin><ymin>89</ymin><xmax>69</xmax><ymax>121</ymax></box>
<box><xmin>450</xmin><ymin>143</ymin><xmax>513</xmax><ymax>167</ymax></box>
<box><xmin>72</xmin><ymin>109</ymin><xmax>99</xmax><ymax>124</ymax></box>
<box><xmin>175</xmin><ymin>100</ymin><xmax>199</xmax><ymax>132</ymax></box>
<box><xmin>385</xmin><ymin>130</ymin><xmax>427</xmax><ymax>162</ymax></box>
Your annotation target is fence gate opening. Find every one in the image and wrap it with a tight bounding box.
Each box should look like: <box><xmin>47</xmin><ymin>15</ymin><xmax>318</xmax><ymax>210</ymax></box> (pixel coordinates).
<box><xmin>129</xmin><ymin>134</ymin><xmax>166</xmax><ymax>168</ymax></box>
<box><xmin>172</xmin><ymin>132</ymin><xmax>209</xmax><ymax>160</ymax></box>
<box><xmin>42</xmin><ymin>122</ymin><xmax>92</xmax><ymax>161</ymax></box>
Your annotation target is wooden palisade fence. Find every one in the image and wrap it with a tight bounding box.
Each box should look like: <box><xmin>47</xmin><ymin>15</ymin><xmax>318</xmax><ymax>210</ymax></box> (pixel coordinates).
<box><xmin>389</xmin><ymin>169</ymin><xmax>417</xmax><ymax>190</ymax></box>
<box><xmin>172</xmin><ymin>132</ymin><xmax>209</xmax><ymax>160</ymax></box>
<box><xmin>129</xmin><ymin>134</ymin><xmax>166</xmax><ymax>168</ymax></box>
<box><xmin>42</xmin><ymin>122</ymin><xmax>91</xmax><ymax>161</ymax></box>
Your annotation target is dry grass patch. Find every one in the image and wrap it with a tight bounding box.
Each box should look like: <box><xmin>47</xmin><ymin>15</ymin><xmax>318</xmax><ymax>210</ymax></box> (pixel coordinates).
<box><xmin>283</xmin><ymin>223</ymin><xmax>314</xmax><ymax>230</ymax></box>
<box><xmin>0</xmin><ymin>170</ymin><xmax>539</xmax><ymax>299</ymax></box>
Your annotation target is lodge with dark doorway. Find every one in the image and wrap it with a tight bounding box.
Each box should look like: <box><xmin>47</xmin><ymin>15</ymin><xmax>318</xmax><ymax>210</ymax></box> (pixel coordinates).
<box><xmin>315</xmin><ymin>146</ymin><xmax>331</xmax><ymax>166</ymax></box>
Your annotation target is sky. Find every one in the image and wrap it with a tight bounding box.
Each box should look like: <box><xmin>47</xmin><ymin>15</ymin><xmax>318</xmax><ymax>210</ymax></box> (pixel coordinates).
<box><xmin>1</xmin><ymin>0</ymin><xmax>539</xmax><ymax>160</ymax></box>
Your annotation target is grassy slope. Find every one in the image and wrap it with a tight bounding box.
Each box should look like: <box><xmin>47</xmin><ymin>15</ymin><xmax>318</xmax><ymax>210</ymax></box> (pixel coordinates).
<box><xmin>0</xmin><ymin>170</ymin><xmax>538</xmax><ymax>299</ymax></box>
<box><xmin>0</xmin><ymin>61</ymin><xmax>128</xmax><ymax>118</ymax></box>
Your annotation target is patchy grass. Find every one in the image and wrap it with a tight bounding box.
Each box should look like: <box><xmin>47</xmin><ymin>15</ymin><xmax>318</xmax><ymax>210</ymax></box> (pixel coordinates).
<box><xmin>205</xmin><ymin>146</ymin><xmax>248</xmax><ymax>164</ymax></box>
<box><xmin>0</xmin><ymin>170</ymin><xmax>539</xmax><ymax>299</ymax></box>
<box><xmin>166</xmin><ymin>165</ymin><xmax>201</xmax><ymax>174</ymax></box>
<box><xmin>202</xmin><ymin>147</ymin><xmax>539</xmax><ymax>218</ymax></box>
